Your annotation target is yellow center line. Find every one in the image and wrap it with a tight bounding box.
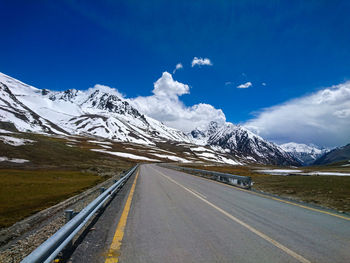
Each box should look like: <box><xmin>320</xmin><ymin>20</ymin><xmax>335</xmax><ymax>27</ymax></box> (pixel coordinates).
<box><xmin>105</xmin><ymin>170</ymin><xmax>139</xmax><ymax>263</ymax></box>
<box><xmin>165</xmin><ymin>166</ymin><xmax>350</xmax><ymax>221</ymax></box>
<box><xmin>151</xmin><ymin>166</ymin><xmax>311</xmax><ymax>263</ymax></box>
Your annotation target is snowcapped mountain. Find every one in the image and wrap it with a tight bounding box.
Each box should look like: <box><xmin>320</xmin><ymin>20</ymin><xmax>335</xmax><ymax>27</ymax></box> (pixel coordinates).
<box><xmin>0</xmin><ymin>73</ymin><xmax>190</xmax><ymax>145</ymax></box>
<box><xmin>313</xmin><ymin>143</ymin><xmax>349</xmax><ymax>165</ymax></box>
<box><xmin>190</xmin><ymin>121</ymin><xmax>220</xmax><ymax>145</ymax></box>
<box><xmin>0</xmin><ymin>77</ymin><xmax>68</xmax><ymax>135</ymax></box>
<box><xmin>0</xmin><ymin>72</ymin><xmax>299</xmax><ymax>166</ymax></box>
<box><xmin>190</xmin><ymin>122</ymin><xmax>300</xmax><ymax>166</ymax></box>
<box><xmin>280</xmin><ymin>142</ymin><xmax>329</xmax><ymax>166</ymax></box>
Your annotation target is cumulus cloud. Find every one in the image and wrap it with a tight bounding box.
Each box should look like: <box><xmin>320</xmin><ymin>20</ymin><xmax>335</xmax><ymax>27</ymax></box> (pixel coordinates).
<box><xmin>152</xmin><ymin>71</ymin><xmax>189</xmax><ymax>98</ymax></box>
<box><xmin>130</xmin><ymin>72</ymin><xmax>225</xmax><ymax>131</ymax></box>
<box><xmin>237</xmin><ymin>82</ymin><xmax>252</xmax><ymax>89</ymax></box>
<box><xmin>191</xmin><ymin>57</ymin><xmax>213</xmax><ymax>67</ymax></box>
<box><xmin>244</xmin><ymin>82</ymin><xmax>350</xmax><ymax>147</ymax></box>
<box><xmin>173</xmin><ymin>63</ymin><xmax>183</xmax><ymax>74</ymax></box>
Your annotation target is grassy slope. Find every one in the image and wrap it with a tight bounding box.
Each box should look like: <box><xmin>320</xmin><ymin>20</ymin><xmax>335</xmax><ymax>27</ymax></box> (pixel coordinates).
<box><xmin>180</xmin><ymin>164</ymin><xmax>350</xmax><ymax>213</ymax></box>
<box><xmin>0</xmin><ymin>133</ymin><xmax>134</xmax><ymax>228</ymax></box>
<box><xmin>0</xmin><ymin>170</ymin><xmax>103</xmax><ymax>228</ymax></box>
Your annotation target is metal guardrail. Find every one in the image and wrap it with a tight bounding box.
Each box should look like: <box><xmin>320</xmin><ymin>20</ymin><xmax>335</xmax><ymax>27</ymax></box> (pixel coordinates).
<box><xmin>21</xmin><ymin>164</ymin><xmax>139</xmax><ymax>263</ymax></box>
<box><xmin>164</xmin><ymin>164</ymin><xmax>252</xmax><ymax>189</ymax></box>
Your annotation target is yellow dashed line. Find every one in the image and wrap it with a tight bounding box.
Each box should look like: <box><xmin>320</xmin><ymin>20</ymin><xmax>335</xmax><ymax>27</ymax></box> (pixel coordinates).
<box><xmin>105</xmin><ymin>170</ymin><xmax>139</xmax><ymax>263</ymax></box>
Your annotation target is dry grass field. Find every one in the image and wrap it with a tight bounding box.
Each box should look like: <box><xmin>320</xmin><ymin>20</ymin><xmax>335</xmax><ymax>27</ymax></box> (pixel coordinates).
<box><xmin>180</xmin><ymin>164</ymin><xmax>350</xmax><ymax>213</ymax></box>
<box><xmin>0</xmin><ymin>170</ymin><xmax>103</xmax><ymax>228</ymax></box>
<box><xmin>0</xmin><ymin>133</ymin><xmax>135</xmax><ymax>228</ymax></box>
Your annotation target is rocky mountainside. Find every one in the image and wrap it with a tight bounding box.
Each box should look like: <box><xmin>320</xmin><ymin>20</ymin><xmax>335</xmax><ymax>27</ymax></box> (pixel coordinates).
<box><xmin>0</xmin><ymin>73</ymin><xmax>190</xmax><ymax>145</ymax></box>
<box><xmin>0</xmin><ymin>80</ymin><xmax>67</xmax><ymax>135</ymax></box>
<box><xmin>0</xmin><ymin>72</ymin><xmax>299</xmax><ymax>166</ymax></box>
<box><xmin>280</xmin><ymin>142</ymin><xmax>329</xmax><ymax>166</ymax></box>
<box><xmin>190</xmin><ymin>122</ymin><xmax>300</xmax><ymax>166</ymax></box>
<box><xmin>313</xmin><ymin>143</ymin><xmax>350</xmax><ymax>165</ymax></box>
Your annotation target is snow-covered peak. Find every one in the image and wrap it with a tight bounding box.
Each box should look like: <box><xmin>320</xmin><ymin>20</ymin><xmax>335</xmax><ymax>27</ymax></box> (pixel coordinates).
<box><xmin>207</xmin><ymin>120</ymin><xmax>220</xmax><ymax>133</ymax></box>
<box><xmin>189</xmin><ymin>121</ymin><xmax>299</xmax><ymax>166</ymax></box>
<box><xmin>86</xmin><ymin>84</ymin><xmax>124</xmax><ymax>99</ymax></box>
<box><xmin>209</xmin><ymin>123</ymin><xmax>267</xmax><ymax>145</ymax></box>
<box><xmin>47</xmin><ymin>89</ymin><xmax>83</xmax><ymax>102</ymax></box>
<box><xmin>280</xmin><ymin>142</ymin><xmax>329</xmax><ymax>165</ymax></box>
<box><xmin>190</xmin><ymin>121</ymin><xmax>221</xmax><ymax>143</ymax></box>
<box><xmin>280</xmin><ymin>142</ymin><xmax>325</xmax><ymax>155</ymax></box>
<box><xmin>0</xmin><ymin>72</ymin><xmax>39</xmax><ymax>96</ymax></box>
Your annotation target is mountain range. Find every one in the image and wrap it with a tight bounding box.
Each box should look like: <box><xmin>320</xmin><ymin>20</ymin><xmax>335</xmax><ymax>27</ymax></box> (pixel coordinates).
<box><xmin>0</xmin><ymin>72</ymin><xmax>301</xmax><ymax>166</ymax></box>
<box><xmin>280</xmin><ymin>142</ymin><xmax>329</xmax><ymax>166</ymax></box>
<box><xmin>313</xmin><ymin>143</ymin><xmax>350</xmax><ymax>166</ymax></box>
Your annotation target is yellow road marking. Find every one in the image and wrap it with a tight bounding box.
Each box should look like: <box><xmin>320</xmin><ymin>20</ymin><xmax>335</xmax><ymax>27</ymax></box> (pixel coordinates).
<box><xmin>151</xmin><ymin>166</ymin><xmax>311</xmax><ymax>263</ymax></box>
<box><xmin>168</xmin><ymin>166</ymin><xmax>350</xmax><ymax>222</ymax></box>
<box><xmin>105</xmin><ymin>170</ymin><xmax>139</xmax><ymax>263</ymax></box>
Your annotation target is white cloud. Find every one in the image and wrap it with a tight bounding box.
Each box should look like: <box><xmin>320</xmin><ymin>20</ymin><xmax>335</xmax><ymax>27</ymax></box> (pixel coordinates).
<box><xmin>237</xmin><ymin>82</ymin><xmax>252</xmax><ymax>89</ymax></box>
<box><xmin>152</xmin><ymin>71</ymin><xmax>189</xmax><ymax>98</ymax></box>
<box><xmin>262</xmin><ymin>82</ymin><xmax>266</xmax><ymax>86</ymax></box>
<box><xmin>130</xmin><ymin>72</ymin><xmax>225</xmax><ymax>132</ymax></box>
<box><xmin>91</xmin><ymin>84</ymin><xmax>125</xmax><ymax>98</ymax></box>
<box><xmin>244</xmin><ymin>81</ymin><xmax>350</xmax><ymax>147</ymax></box>
<box><xmin>191</xmin><ymin>57</ymin><xmax>213</xmax><ymax>67</ymax></box>
<box><xmin>333</xmin><ymin>109</ymin><xmax>350</xmax><ymax>118</ymax></box>
<box><xmin>173</xmin><ymin>63</ymin><xmax>183</xmax><ymax>74</ymax></box>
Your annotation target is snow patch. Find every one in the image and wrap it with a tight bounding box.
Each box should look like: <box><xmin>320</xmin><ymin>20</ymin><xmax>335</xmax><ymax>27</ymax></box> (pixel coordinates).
<box><xmin>0</xmin><ymin>136</ymin><xmax>35</xmax><ymax>146</ymax></box>
<box><xmin>150</xmin><ymin>153</ymin><xmax>189</xmax><ymax>162</ymax></box>
<box><xmin>100</xmin><ymin>145</ymin><xmax>112</xmax><ymax>149</ymax></box>
<box><xmin>0</xmin><ymin>129</ymin><xmax>14</xmax><ymax>134</ymax></box>
<box><xmin>219</xmin><ymin>156</ymin><xmax>241</xmax><ymax>165</ymax></box>
<box><xmin>256</xmin><ymin>169</ymin><xmax>350</xmax><ymax>176</ymax></box>
<box><xmin>0</xmin><ymin>156</ymin><xmax>29</xmax><ymax>163</ymax></box>
<box><xmin>196</xmin><ymin>152</ymin><xmax>218</xmax><ymax>159</ymax></box>
<box><xmin>256</xmin><ymin>169</ymin><xmax>303</xmax><ymax>175</ymax></box>
<box><xmin>307</xmin><ymin>172</ymin><xmax>350</xmax><ymax>176</ymax></box>
<box><xmin>88</xmin><ymin>140</ymin><xmax>113</xmax><ymax>145</ymax></box>
<box><xmin>191</xmin><ymin>147</ymin><xmax>215</xmax><ymax>153</ymax></box>
<box><xmin>90</xmin><ymin>149</ymin><xmax>159</xmax><ymax>162</ymax></box>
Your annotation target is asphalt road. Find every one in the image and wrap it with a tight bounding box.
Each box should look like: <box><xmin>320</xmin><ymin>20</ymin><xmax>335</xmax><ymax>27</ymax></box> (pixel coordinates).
<box><xmin>71</xmin><ymin>164</ymin><xmax>350</xmax><ymax>263</ymax></box>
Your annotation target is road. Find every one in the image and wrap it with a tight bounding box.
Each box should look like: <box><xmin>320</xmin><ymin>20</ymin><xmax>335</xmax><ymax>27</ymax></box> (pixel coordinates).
<box><xmin>70</xmin><ymin>164</ymin><xmax>350</xmax><ymax>263</ymax></box>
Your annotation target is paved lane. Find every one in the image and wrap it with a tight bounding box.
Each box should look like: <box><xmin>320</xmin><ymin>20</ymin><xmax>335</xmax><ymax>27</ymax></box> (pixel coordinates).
<box><xmin>115</xmin><ymin>164</ymin><xmax>350</xmax><ymax>263</ymax></box>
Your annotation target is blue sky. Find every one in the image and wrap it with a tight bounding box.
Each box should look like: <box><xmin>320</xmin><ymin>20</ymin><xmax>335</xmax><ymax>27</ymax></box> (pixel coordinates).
<box><xmin>1</xmin><ymin>0</ymin><xmax>350</xmax><ymax>146</ymax></box>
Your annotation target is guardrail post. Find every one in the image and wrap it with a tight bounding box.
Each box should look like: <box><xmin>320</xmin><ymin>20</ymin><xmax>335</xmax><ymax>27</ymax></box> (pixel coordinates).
<box><xmin>64</xmin><ymin>210</ymin><xmax>75</xmax><ymax>249</ymax></box>
<box><xmin>98</xmin><ymin>188</ymin><xmax>106</xmax><ymax>213</ymax></box>
<box><xmin>65</xmin><ymin>210</ymin><xmax>74</xmax><ymax>223</ymax></box>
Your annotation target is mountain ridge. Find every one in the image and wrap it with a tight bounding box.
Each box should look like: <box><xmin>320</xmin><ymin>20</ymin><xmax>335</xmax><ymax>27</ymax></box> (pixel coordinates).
<box><xmin>191</xmin><ymin>122</ymin><xmax>300</xmax><ymax>166</ymax></box>
<box><xmin>280</xmin><ymin>142</ymin><xmax>329</xmax><ymax>166</ymax></box>
<box><xmin>0</xmin><ymin>72</ymin><xmax>299</xmax><ymax>166</ymax></box>
<box><xmin>313</xmin><ymin>143</ymin><xmax>350</xmax><ymax>165</ymax></box>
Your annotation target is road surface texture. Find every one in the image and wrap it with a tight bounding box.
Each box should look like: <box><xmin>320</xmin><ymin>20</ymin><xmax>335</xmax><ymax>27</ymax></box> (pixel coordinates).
<box><xmin>70</xmin><ymin>164</ymin><xmax>350</xmax><ymax>263</ymax></box>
